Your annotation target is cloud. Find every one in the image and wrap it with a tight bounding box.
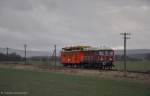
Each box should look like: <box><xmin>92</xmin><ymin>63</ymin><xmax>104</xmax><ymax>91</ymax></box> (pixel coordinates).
<box><xmin>0</xmin><ymin>0</ymin><xmax>150</xmax><ymax>50</ymax></box>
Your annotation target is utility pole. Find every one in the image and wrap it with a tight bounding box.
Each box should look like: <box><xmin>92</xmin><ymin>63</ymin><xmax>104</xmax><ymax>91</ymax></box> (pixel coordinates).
<box><xmin>6</xmin><ymin>47</ymin><xmax>9</xmax><ymax>61</ymax></box>
<box><xmin>24</xmin><ymin>44</ymin><xmax>27</xmax><ymax>64</ymax></box>
<box><xmin>54</xmin><ymin>45</ymin><xmax>56</xmax><ymax>69</ymax></box>
<box><xmin>120</xmin><ymin>32</ymin><xmax>130</xmax><ymax>76</ymax></box>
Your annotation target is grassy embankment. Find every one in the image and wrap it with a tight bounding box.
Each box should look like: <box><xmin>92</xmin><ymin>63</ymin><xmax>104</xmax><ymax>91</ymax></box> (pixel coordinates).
<box><xmin>0</xmin><ymin>68</ymin><xmax>150</xmax><ymax>96</ymax></box>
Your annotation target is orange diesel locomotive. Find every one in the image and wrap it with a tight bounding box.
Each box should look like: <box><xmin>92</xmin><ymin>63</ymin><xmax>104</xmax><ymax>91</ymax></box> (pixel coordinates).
<box><xmin>61</xmin><ymin>46</ymin><xmax>114</xmax><ymax>69</ymax></box>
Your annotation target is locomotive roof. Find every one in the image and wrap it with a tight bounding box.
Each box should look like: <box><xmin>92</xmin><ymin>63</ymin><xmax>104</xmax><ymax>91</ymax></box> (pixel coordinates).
<box><xmin>62</xmin><ymin>46</ymin><xmax>113</xmax><ymax>52</ymax></box>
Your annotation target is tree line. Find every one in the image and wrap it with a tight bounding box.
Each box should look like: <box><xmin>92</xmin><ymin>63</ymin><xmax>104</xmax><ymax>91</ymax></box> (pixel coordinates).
<box><xmin>0</xmin><ymin>52</ymin><xmax>60</xmax><ymax>62</ymax></box>
<box><xmin>115</xmin><ymin>53</ymin><xmax>150</xmax><ymax>61</ymax></box>
<box><xmin>0</xmin><ymin>52</ymin><xmax>22</xmax><ymax>61</ymax></box>
<box><xmin>0</xmin><ymin>52</ymin><xmax>150</xmax><ymax>62</ymax></box>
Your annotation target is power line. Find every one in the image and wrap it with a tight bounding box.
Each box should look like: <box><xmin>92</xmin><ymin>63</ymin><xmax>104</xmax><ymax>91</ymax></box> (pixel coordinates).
<box><xmin>120</xmin><ymin>32</ymin><xmax>131</xmax><ymax>76</ymax></box>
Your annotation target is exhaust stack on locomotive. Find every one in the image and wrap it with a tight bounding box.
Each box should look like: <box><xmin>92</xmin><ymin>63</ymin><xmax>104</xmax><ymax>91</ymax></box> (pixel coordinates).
<box><xmin>60</xmin><ymin>46</ymin><xmax>114</xmax><ymax>69</ymax></box>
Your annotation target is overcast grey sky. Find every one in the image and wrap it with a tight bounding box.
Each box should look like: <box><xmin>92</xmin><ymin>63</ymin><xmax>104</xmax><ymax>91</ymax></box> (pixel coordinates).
<box><xmin>0</xmin><ymin>0</ymin><xmax>150</xmax><ymax>50</ymax></box>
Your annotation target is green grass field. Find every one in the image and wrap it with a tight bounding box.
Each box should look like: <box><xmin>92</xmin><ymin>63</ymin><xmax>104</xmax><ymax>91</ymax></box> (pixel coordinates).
<box><xmin>0</xmin><ymin>68</ymin><xmax>150</xmax><ymax>96</ymax></box>
<box><xmin>114</xmin><ymin>61</ymin><xmax>150</xmax><ymax>72</ymax></box>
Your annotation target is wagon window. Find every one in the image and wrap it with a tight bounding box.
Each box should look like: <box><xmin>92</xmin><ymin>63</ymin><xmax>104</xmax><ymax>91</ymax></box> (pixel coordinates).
<box><xmin>95</xmin><ymin>51</ymin><xmax>99</xmax><ymax>55</ymax></box>
<box><xmin>99</xmin><ymin>51</ymin><xmax>104</xmax><ymax>55</ymax></box>
<box><xmin>85</xmin><ymin>52</ymin><xmax>91</xmax><ymax>56</ymax></box>
<box><xmin>105</xmin><ymin>51</ymin><xmax>108</xmax><ymax>55</ymax></box>
<box><xmin>109</xmin><ymin>51</ymin><xmax>114</xmax><ymax>55</ymax></box>
<box><xmin>105</xmin><ymin>51</ymin><xmax>113</xmax><ymax>55</ymax></box>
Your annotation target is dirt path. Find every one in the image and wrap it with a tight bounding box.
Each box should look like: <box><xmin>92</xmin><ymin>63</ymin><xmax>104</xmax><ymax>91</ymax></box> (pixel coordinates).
<box><xmin>0</xmin><ymin>63</ymin><xmax>150</xmax><ymax>84</ymax></box>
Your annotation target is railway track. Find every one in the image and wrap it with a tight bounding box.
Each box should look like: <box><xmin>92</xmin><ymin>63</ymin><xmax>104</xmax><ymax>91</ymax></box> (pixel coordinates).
<box><xmin>59</xmin><ymin>66</ymin><xmax>150</xmax><ymax>75</ymax></box>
